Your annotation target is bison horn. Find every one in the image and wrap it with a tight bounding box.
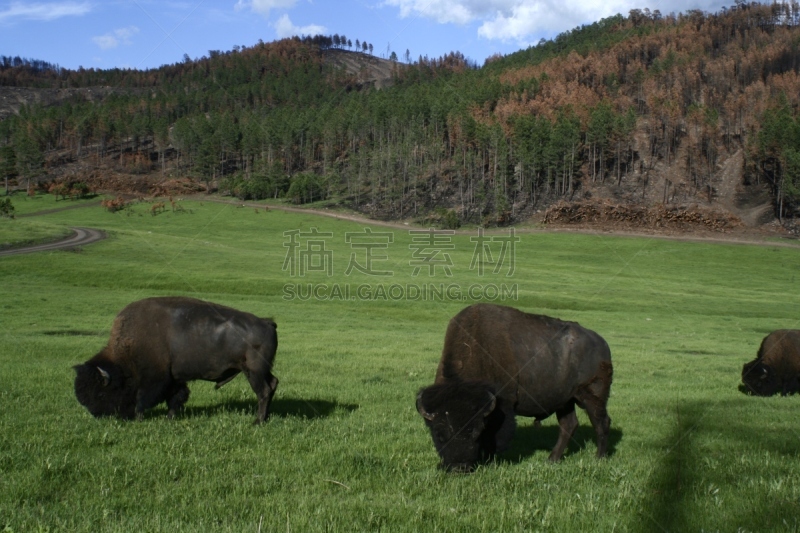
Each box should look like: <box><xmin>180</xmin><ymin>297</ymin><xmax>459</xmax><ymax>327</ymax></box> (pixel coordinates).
<box><xmin>97</xmin><ymin>366</ymin><xmax>110</xmax><ymax>386</ymax></box>
<box><xmin>416</xmin><ymin>392</ymin><xmax>435</xmax><ymax>421</ymax></box>
<box><xmin>483</xmin><ymin>391</ymin><xmax>496</xmax><ymax>417</ymax></box>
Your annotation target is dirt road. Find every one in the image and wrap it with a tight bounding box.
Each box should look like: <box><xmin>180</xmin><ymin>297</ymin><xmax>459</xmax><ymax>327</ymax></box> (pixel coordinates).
<box><xmin>5</xmin><ymin>194</ymin><xmax>797</xmax><ymax>255</ymax></box>
<box><xmin>0</xmin><ymin>227</ymin><xmax>106</xmax><ymax>257</ymax></box>
<box><xmin>200</xmin><ymin>197</ymin><xmax>800</xmax><ymax>248</ymax></box>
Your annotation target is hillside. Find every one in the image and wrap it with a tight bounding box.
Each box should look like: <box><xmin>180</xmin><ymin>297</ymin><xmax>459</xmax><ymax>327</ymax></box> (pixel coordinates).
<box><xmin>1</xmin><ymin>4</ymin><xmax>799</xmax><ymax>235</ymax></box>
<box><xmin>0</xmin><ymin>86</ymin><xmax>139</xmax><ymax>121</ymax></box>
<box><xmin>323</xmin><ymin>49</ymin><xmax>398</xmax><ymax>89</ymax></box>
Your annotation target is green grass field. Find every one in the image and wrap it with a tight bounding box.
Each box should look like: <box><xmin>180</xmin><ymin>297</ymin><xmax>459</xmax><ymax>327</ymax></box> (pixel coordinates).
<box><xmin>1</xmin><ymin>198</ymin><xmax>799</xmax><ymax>532</ymax></box>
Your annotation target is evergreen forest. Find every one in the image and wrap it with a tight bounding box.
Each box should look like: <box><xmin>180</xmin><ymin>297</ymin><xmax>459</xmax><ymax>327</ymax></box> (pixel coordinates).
<box><xmin>1</xmin><ymin>2</ymin><xmax>800</xmax><ymax>226</ymax></box>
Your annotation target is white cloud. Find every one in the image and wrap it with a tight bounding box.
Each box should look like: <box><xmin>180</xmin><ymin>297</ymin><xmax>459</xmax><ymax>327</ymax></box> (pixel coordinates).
<box><xmin>92</xmin><ymin>34</ymin><xmax>117</xmax><ymax>49</ymax></box>
<box><xmin>235</xmin><ymin>0</ymin><xmax>297</xmax><ymax>17</ymax></box>
<box><xmin>273</xmin><ymin>13</ymin><xmax>326</xmax><ymax>38</ymax></box>
<box><xmin>92</xmin><ymin>26</ymin><xmax>140</xmax><ymax>50</ymax></box>
<box><xmin>383</xmin><ymin>0</ymin><xmax>517</xmax><ymax>25</ymax></box>
<box><xmin>386</xmin><ymin>0</ymin><xmax>729</xmax><ymax>43</ymax></box>
<box><xmin>477</xmin><ymin>0</ymin><xmax>630</xmax><ymax>43</ymax></box>
<box><xmin>0</xmin><ymin>1</ymin><xmax>90</xmax><ymax>22</ymax></box>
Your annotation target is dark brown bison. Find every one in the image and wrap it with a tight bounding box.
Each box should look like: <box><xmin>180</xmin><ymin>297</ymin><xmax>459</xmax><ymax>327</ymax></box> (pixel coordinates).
<box><xmin>74</xmin><ymin>297</ymin><xmax>278</xmax><ymax>423</ymax></box>
<box><xmin>416</xmin><ymin>304</ymin><xmax>612</xmax><ymax>472</ymax></box>
<box><xmin>742</xmin><ymin>330</ymin><xmax>800</xmax><ymax>396</ymax></box>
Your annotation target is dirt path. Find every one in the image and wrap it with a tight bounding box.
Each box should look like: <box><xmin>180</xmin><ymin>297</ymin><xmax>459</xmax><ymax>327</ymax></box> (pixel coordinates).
<box><xmin>10</xmin><ymin>193</ymin><xmax>798</xmax><ymax>251</ymax></box>
<box><xmin>0</xmin><ymin>227</ymin><xmax>106</xmax><ymax>257</ymax></box>
<box><xmin>714</xmin><ymin>150</ymin><xmax>774</xmax><ymax>227</ymax></box>
<box><xmin>199</xmin><ymin>196</ymin><xmax>800</xmax><ymax>248</ymax></box>
<box><xmin>715</xmin><ymin>149</ymin><xmax>743</xmax><ymax>211</ymax></box>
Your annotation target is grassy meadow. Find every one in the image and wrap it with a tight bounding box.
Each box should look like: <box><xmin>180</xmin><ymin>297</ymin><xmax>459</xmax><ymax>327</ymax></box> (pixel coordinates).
<box><xmin>1</xmin><ymin>195</ymin><xmax>799</xmax><ymax>532</ymax></box>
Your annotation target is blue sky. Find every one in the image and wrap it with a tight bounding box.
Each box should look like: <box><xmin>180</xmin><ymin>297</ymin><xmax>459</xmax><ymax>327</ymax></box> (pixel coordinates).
<box><xmin>0</xmin><ymin>0</ymin><xmax>729</xmax><ymax>71</ymax></box>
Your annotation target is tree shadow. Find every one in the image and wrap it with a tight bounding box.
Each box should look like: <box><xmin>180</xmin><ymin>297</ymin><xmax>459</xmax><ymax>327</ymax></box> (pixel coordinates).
<box><xmin>636</xmin><ymin>399</ymin><xmax>800</xmax><ymax>532</ymax></box>
<box><xmin>175</xmin><ymin>397</ymin><xmax>358</xmax><ymax>421</ymax></box>
<box><xmin>498</xmin><ymin>420</ymin><xmax>623</xmax><ymax>464</ymax></box>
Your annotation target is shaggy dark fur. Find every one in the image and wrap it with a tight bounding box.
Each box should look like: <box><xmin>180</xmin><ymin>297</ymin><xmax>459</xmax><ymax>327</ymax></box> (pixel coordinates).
<box><xmin>73</xmin><ymin>360</ymin><xmax>137</xmax><ymax>419</ymax></box>
<box><xmin>417</xmin><ymin>303</ymin><xmax>613</xmax><ymax>471</ymax></box>
<box><xmin>742</xmin><ymin>330</ymin><xmax>800</xmax><ymax>396</ymax></box>
<box><xmin>74</xmin><ymin>296</ymin><xmax>278</xmax><ymax>423</ymax></box>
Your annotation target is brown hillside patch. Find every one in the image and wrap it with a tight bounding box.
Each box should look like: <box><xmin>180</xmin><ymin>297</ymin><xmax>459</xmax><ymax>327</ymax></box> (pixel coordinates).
<box><xmin>543</xmin><ymin>201</ymin><xmax>742</xmax><ymax>232</ymax></box>
<box><xmin>323</xmin><ymin>49</ymin><xmax>398</xmax><ymax>89</ymax></box>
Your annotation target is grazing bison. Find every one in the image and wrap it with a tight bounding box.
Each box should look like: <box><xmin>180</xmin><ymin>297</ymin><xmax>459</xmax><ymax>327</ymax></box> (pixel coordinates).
<box><xmin>742</xmin><ymin>330</ymin><xmax>800</xmax><ymax>396</ymax></box>
<box><xmin>74</xmin><ymin>297</ymin><xmax>278</xmax><ymax>423</ymax></box>
<box><xmin>416</xmin><ymin>304</ymin><xmax>612</xmax><ymax>471</ymax></box>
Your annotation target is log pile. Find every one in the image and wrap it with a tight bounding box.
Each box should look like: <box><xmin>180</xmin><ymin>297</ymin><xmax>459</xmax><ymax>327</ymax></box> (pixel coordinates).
<box><xmin>50</xmin><ymin>171</ymin><xmax>205</xmax><ymax>197</ymax></box>
<box><xmin>149</xmin><ymin>178</ymin><xmax>206</xmax><ymax>196</ymax></box>
<box><xmin>543</xmin><ymin>201</ymin><xmax>742</xmax><ymax>232</ymax></box>
<box><xmin>69</xmin><ymin>170</ymin><xmax>154</xmax><ymax>195</ymax></box>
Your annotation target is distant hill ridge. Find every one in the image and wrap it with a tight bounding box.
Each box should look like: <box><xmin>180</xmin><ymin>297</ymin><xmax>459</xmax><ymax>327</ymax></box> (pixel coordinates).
<box><xmin>1</xmin><ymin>4</ymin><xmax>799</xmax><ymax>234</ymax></box>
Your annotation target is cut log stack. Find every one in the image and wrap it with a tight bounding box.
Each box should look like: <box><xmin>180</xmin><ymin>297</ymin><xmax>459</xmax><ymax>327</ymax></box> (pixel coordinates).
<box><xmin>543</xmin><ymin>201</ymin><xmax>742</xmax><ymax>232</ymax></box>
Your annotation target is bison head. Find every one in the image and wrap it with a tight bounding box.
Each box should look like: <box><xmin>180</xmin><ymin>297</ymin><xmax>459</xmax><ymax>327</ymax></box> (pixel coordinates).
<box><xmin>74</xmin><ymin>361</ymin><xmax>137</xmax><ymax>419</ymax></box>
<box><xmin>741</xmin><ymin>359</ymin><xmax>780</xmax><ymax>396</ymax></box>
<box><xmin>417</xmin><ymin>381</ymin><xmax>515</xmax><ymax>473</ymax></box>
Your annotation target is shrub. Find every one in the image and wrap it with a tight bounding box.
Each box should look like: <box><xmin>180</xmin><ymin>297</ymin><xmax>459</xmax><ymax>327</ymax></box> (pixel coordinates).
<box><xmin>70</xmin><ymin>182</ymin><xmax>91</xmax><ymax>199</ymax></box>
<box><xmin>286</xmin><ymin>172</ymin><xmax>328</xmax><ymax>204</ymax></box>
<box><xmin>433</xmin><ymin>207</ymin><xmax>461</xmax><ymax>229</ymax></box>
<box><xmin>0</xmin><ymin>197</ymin><xmax>14</xmax><ymax>218</ymax></box>
<box><xmin>49</xmin><ymin>181</ymin><xmax>93</xmax><ymax>201</ymax></box>
<box><xmin>101</xmin><ymin>196</ymin><xmax>128</xmax><ymax>213</ymax></box>
<box><xmin>48</xmin><ymin>182</ymin><xmax>69</xmax><ymax>201</ymax></box>
<box><xmin>223</xmin><ymin>172</ymin><xmax>287</xmax><ymax>201</ymax></box>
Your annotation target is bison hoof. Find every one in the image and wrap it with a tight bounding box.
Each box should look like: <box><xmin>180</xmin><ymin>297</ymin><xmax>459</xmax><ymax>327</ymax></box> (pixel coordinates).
<box><xmin>439</xmin><ymin>463</ymin><xmax>474</xmax><ymax>474</ymax></box>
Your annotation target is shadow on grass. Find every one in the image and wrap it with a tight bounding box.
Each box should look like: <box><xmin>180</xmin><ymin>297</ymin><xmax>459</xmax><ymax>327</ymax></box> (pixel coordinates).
<box><xmin>499</xmin><ymin>421</ymin><xmax>623</xmax><ymax>463</ymax></box>
<box><xmin>636</xmin><ymin>399</ymin><xmax>800</xmax><ymax>532</ymax></box>
<box><xmin>179</xmin><ymin>397</ymin><xmax>359</xmax><ymax>420</ymax></box>
<box><xmin>272</xmin><ymin>397</ymin><xmax>359</xmax><ymax>419</ymax></box>
<box><xmin>43</xmin><ymin>329</ymin><xmax>102</xmax><ymax>337</ymax></box>
<box><xmin>738</xmin><ymin>382</ymin><xmax>800</xmax><ymax>396</ymax></box>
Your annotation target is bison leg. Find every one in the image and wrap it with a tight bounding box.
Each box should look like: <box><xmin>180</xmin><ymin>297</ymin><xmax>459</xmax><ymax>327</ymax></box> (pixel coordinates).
<box><xmin>781</xmin><ymin>375</ymin><xmax>799</xmax><ymax>396</ymax></box>
<box><xmin>575</xmin><ymin>361</ymin><xmax>613</xmax><ymax>458</ymax></box>
<box><xmin>576</xmin><ymin>394</ymin><xmax>611</xmax><ymax>458</ymax></box>
<box><xmin>549</xmin><ymin>404</ymin><xmax>578</xmax><ymax>462</ymax></box>
<box><xmin>267</xmin><ymin>374</ymin><xmax>279</xmax><ymax>412</ymax></box>
<box><xmin>166</xmin><ymin>383</ymin><xmax>190</xmax><ymax>419</ymax></box>
<box><xmin>135</xmin><ymin>379</ymin><xmax>176</xmax><ymax>420</ymax></box>
<box><xmin>244</xmin><ymin>370</ymin><xmax>279</xmax><ymax>424</ymax></box>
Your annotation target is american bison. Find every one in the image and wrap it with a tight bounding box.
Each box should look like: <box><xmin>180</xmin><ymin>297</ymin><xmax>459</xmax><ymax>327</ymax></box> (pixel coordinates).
<box><xmin>74</xmin><ymin>296</ymin><xmax>278</xmax><ymax>423</ymax></box>
<box><xmin>742</xmin><ymin>330</ymin><xmax>800</xmax><ymax>396</ymax></box>
<box><xmin>417</xmin><ymin>304</ymin><xmax>612</xmax><ymax>471</ymax></box>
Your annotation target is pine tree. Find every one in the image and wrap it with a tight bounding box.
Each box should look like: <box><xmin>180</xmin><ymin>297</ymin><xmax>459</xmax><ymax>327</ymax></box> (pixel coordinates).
<box><xmin>0</xmin><ymin>145</ymin><xmax>17</xmax><ymax>195</ymax></box>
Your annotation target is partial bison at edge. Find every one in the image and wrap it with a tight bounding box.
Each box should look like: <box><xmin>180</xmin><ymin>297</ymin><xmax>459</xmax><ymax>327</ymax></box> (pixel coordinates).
<box><xmin>742</xmin><ymin>329</ymin><xmax>800</xmax><ymax>396</ymax></box>
<box><xmin>417</xmin><ymin>303</ymin><xmax>613</xmax><ymax>472</ymax></box>
<box><xmin>74</xmin><ymin>296</ymin><xmax>278</xmax><ymax>423</ymax></box>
